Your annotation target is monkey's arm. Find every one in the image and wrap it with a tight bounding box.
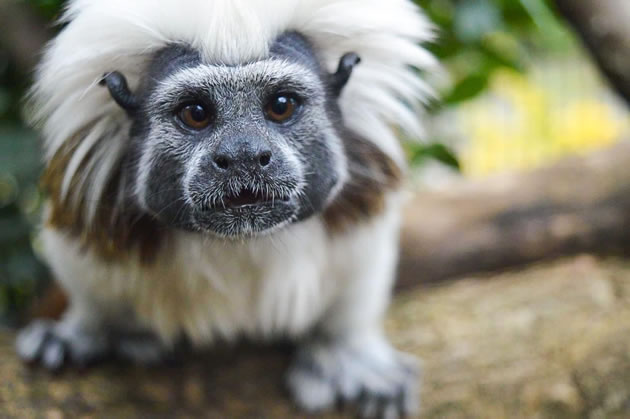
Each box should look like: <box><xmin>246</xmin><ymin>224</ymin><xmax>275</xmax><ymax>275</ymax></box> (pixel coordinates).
<box><xmin>15</xmin><ymin>229</ymin><xmax>167</xmax><ymax>370</ymax></box>
<box><xmin>16</xmin><ymin>290</ymin><xmax>167</xmax><ymax>370</ymax></box>
<box><xmin>287</xmin><ymin>198</ymin><xmax>419</xmax><ymax>417</ymax></box>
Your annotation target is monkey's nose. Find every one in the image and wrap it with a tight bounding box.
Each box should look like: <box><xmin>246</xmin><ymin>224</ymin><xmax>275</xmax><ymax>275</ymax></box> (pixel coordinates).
<box><xmin>211</xmin><ymin>138</ymin><xmax>273</xmax><ymax>173</ymax></box>
<box><xmin>212</xmin><ymin>150</ymin><xmax>272</xmax><ymax>172</ymax></box>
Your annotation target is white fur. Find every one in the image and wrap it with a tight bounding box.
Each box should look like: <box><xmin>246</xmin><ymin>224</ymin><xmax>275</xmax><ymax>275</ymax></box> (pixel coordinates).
<box><xmin>31</xmin><ymin>0</ymin><xmax>436</xmax><ymax>217</ymax></box>
<box><xmin>41</xmin><ymin>194</ymin><xmax>403</xmax><ymax>345</ymax></box>
<box><xmin>26</xmin><ymin>3</ymin><xmax>434</xmax><ymax>413</ymax></box>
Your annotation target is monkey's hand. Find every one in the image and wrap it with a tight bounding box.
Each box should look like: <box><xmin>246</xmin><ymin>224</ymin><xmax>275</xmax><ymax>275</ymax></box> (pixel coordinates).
<box><xmin>16</xmin><ymin>317</ymin><xmax>167</xmax><ymax>371</ymax></box>
<box><xmin>287</xmin><ymin>333</ymin><xmax>419</xmax><ymax>419</ymax></box>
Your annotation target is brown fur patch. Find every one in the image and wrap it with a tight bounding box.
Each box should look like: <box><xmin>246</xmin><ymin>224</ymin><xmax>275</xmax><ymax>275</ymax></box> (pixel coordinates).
<box><xmin>323</xmin><ymin>133</ymin><xmax>402</xmax><ymax>234</ymax></box>
<box><xmin>29</xmin><ymin>283</ymin><xmax>68</xmax><ymax>321</ymax></box>
<box><xmin>42</xmin><ymin>132</ymin><xmax>166</xmax><ymax>264</ymax></box>
<box><xmin>43</xmin><ymin>128</ymin><xmax>399</xmax><ymax>259</ymax></box>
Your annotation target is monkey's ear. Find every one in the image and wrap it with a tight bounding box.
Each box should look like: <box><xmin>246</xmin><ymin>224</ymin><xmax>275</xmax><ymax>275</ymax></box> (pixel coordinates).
<box><xmin>330</xmin><ymin>53</ymin><xmax>361</xmax><ymax>96</ymax></box>
<box><xmin>99</xmin><ymin>71</ymin><xmax>139</xmax><ymax>115</ymax></box>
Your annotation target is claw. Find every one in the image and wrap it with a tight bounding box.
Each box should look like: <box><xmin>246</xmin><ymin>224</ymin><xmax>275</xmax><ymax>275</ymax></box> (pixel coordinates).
<box><xmin>288</xmin><ymin>340</ymin><xmax>420</xmax><ymax>418</ymax></box>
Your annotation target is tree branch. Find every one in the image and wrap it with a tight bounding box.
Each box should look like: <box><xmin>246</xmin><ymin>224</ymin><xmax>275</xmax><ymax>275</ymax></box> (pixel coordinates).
<box><xmin>397</xmin><ymin>141</ymin><xmax>630</xmax><ymax>289</ymax></box>
<box><xmin>554</xmin><ymin>0</ymin><xmax>630</xmax><ymax>106</ymax></box>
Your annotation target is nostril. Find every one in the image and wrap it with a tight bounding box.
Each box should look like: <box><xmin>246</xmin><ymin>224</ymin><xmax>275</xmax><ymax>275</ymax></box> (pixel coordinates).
<box><xmin>214</xmin><ymin>155</ymin><xmax>230</xmax><ymax>170</ymax></box>
<box><xmin>259</xmin><ymin>152</ymin><xmax>272</xmax><ymax>167</ymax></box>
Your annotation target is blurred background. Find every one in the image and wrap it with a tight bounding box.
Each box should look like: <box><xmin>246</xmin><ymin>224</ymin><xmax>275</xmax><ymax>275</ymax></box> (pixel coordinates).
<box><xmin>3</xmin><ymin>1</ymin><xmax>630</xmax><ymax>417</ymax></box>
<box><xmin>0</xmin><ymin>1</ymin><xmax>629</xmax><ymax>322</ymax></box>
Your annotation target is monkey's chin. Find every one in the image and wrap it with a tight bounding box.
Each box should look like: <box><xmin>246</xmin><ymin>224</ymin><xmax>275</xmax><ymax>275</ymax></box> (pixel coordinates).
<box><xmin>191</xmin><ymin>200</ymin><xmax>298</xmax><ymax>238</ymax></box>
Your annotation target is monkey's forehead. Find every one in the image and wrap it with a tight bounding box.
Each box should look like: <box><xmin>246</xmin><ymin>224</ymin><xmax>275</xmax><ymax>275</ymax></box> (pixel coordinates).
<box><xmin>59</xmin><ymin>0</ymin><xmax>433</xmax><ymax>65</ymax></box>
<box><xmin>152</xmin><ymin>60</ymin><xmax>324</xmax><ymax>101</ymax></box>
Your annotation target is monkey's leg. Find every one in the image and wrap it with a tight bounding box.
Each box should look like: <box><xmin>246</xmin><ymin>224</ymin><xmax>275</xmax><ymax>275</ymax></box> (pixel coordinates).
<box><xmin>16</xmin><ymin>295</ymin><xmax>167</xmax><ymax>371</ymax></box>
<box><xmin>287</xmin><ymin>204</ymin><xmax>420</xmax><ymax>418</ymax></box>
<box><xmin>17</xmin><ymin>297</ymin><xmax>110</xmax><ymax>370</ymax></box>
<box><xmin>288</xmin><ymin>333</ymin><xmax>419</xmax><ymax>418</ymax></box>
<box><xmin>16</xmin><ymin>228</ymin><xmax>168</xmax><ymax>370</ymax></box>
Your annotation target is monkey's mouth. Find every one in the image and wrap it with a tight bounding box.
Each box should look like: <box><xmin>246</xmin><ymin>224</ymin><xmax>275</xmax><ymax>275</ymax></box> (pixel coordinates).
<box><xmin>220</xmin><ymin>187</ymin><xmax>290</xmax><ymax>209</ymax></box>
<box><xmin>193</xmin><ymin>186</ymin><xmax>297</xmax><ymax>237</ymax></box>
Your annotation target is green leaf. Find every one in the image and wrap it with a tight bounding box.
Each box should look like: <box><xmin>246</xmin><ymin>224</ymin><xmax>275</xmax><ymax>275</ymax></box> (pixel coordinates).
<box><xmin>408</xmin><ymin>143</ymin><xmax>461</xmax><ymax>171</ymax></box>
<box><xmin>478</xmin><ymin>42</ymin><xmax>523</xmax><ymax>72</ymax></box>
<box><xmin>26</xmin><ymin>0</ymin><xmax>65</xmax><ymax>20</ymax></box>
<box><xmin>443</xmin><ymin>73</ymin><xmax>489</xmax><ymax>104</ymax></box>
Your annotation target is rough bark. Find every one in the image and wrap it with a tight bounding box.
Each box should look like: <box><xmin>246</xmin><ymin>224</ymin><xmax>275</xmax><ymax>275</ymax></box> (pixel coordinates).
<box><xmin>3</xmin><ymin>255</ymin><xmax>630</xmax><ymax>418</ymax></box>
<box><xmin>554</xmin><ymin>0</ymin><xmax>630</xmax><ymax>105</ymax></box>
<box><xmin>398</xmin><ymin>140</ymin><xmax>630</xmax><ymax>289</ymax></box>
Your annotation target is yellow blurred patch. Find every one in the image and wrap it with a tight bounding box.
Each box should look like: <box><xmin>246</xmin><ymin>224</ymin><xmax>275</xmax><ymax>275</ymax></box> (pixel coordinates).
<box><xmin>459</xmin><ymin>67</ymin><xmax>627</xmax><ymax>177</ymax></box>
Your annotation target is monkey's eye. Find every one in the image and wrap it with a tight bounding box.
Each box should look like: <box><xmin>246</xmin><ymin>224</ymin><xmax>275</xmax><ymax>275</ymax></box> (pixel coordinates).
<box><xmin>265</xmin><ymin>94</ymin><xmax>299</xmax><ymax>123</ymax></box>
<box><xmin>177</xmin><ymin>103</ymin><xmax>212</xmax><ymax>130</ymax></box>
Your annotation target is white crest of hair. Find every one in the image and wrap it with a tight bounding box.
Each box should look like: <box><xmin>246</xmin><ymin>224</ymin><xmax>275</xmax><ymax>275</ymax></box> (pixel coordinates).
<box><xmin>31</xmin><ymin>0</ymin><xmax>436</xmax><ymax>222</ymax></box>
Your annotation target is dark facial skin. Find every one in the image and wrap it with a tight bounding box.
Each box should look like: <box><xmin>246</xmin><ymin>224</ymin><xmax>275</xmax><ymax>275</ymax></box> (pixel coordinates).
<box><xmin>102</xmin><ymin>32</ymin><xmax>360</xmax><ymax>238</ymax></box>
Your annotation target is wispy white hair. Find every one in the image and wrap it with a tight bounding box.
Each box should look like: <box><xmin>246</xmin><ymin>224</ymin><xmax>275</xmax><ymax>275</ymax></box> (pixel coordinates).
<box><xmin>31</xmin><ymin>0</ymin><xmax>436</xmax><ymax>219</ymax></box>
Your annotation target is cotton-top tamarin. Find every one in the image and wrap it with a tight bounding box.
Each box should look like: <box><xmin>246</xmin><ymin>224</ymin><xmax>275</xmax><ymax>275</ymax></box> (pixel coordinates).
<box><xmin>16</xmin><ymin>1</ymin><xmax>436</xmax><ymax>416</ymax></box>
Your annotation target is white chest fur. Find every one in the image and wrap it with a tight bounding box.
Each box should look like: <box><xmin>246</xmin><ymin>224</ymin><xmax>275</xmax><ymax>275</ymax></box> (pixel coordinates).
<box><xmin>42</xmin><ymin>217</ymin><xmax>341</xmax><ymax>344</ymax></box>
<box><xmin>41</xmin><ymin>191</ymin><xmax>402</xmax><ymax>347</ymax></box>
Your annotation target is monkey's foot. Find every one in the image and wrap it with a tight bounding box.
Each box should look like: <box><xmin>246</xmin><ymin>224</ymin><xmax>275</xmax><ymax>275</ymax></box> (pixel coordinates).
<box><xmin>16</xmin><ymin>319</ymin><xmax>167</xmax><ymax>371</ymax></box>
<box><xmin>287</xmin><ymin>336</ymin><xmax>420</xmax><ymax>418</ymax></box>
<box><xmin>16</xmin><ymin>319</ymin><xmax>108</xmax><ymax>370</ymax></box>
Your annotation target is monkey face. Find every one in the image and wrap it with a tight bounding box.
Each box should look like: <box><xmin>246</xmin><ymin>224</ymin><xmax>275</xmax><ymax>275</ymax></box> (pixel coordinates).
<box><xmin>122</xmin><ymin>34</ymin><xmax>354</xmax><ymax>238</ymax></box>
